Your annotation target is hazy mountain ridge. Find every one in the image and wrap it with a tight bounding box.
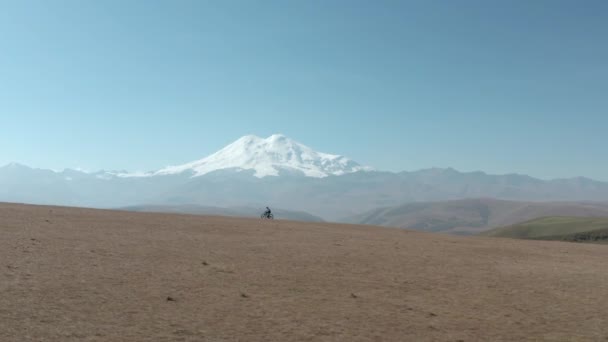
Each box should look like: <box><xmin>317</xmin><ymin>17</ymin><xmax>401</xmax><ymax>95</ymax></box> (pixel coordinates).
<box><xmin>3</xmin><ymin>135</ymin><xmax>608</xmax><ymax>221</ymax></box>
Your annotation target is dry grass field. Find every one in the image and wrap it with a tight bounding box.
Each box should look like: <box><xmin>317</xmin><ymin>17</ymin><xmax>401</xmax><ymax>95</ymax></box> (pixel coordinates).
<box><xmin>1</xmin><ymin>202</ymin><xmax>608</xmax><ymax>341</ymax></box>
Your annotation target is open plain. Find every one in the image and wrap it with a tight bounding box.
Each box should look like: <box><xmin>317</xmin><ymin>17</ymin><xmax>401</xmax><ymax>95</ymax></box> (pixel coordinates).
<box><xmin>1</xmin><ymin>202</ymin><xmax>608</xmax><ymax>341</ymax></box>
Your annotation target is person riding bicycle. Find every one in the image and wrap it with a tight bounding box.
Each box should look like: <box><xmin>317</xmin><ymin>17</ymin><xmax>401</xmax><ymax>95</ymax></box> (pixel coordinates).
<box><xmin>261</xmin><ymin>206</ymin><xmax>273</xmax><ymax>219</ymax></box>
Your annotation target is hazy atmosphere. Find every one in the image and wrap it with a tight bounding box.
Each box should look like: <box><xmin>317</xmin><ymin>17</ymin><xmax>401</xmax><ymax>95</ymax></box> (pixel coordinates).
<box><xmin>2</xmin><ymin>2</ymin><xmax>608</xmax><ymax>341</ymax></box>
<box><xmin>1</xmin><ymin>0</ymin><xmax>607</xmax><ymax>180</ymax></box>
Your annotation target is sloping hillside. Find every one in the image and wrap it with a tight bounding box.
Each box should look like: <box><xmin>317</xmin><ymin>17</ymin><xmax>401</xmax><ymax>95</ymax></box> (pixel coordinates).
<box><xmin>1</xmin><ymin>202</ymin><xmax>608</xmax><ymax>341</ymax></box>
<box><xmin>348</xmin><ymin>198</ymin><xmax>608</xmax><ymax>234</ymax></box>
<box><xmin>482</xmin><ymin>216</ymin><xmax>608</xmax><ymax>243</ymax></box>
<box><xmin>120</xmin><ymin>204</ymin><xmax>325</xmax><ymax>222</ymax></box>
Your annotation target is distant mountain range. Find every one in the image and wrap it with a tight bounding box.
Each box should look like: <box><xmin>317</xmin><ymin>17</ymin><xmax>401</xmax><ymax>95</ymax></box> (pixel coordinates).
<box><xmin>2</xmin><ymin>134</ymin><xmax>608</xmax><ymax>223</ymax></box>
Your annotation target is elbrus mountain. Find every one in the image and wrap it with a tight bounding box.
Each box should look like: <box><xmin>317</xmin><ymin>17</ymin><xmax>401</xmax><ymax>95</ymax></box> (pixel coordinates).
<box><xmin>2</xmin><ymin>134</ymin><xmax>608</xmax><ymax>221</ymax></box>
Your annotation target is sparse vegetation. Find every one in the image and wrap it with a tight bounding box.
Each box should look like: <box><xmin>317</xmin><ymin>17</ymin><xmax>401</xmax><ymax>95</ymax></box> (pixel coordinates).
<box><xmin>482</xmin><ymin>216</ymin><xmax>608</xmax><ymax>243</ymax></box>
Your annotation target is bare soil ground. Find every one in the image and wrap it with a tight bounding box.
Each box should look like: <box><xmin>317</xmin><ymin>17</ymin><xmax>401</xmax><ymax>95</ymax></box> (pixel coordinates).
<box><xmin>1</xmin><ymin>203</ymin><xmax>608</xmax><ymax>342</ymax></box>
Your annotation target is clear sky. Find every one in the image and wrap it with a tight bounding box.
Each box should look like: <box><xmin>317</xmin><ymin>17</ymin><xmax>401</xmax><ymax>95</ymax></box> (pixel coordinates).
<box><xmin>1</xmin><ymin>0</ymin><xmax>607</xmax><ymax>180</ymax></box>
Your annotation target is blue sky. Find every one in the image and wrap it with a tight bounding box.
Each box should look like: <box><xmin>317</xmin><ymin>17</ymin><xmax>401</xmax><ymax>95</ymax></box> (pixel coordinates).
<box><xmin>1</xmin><ymin>0</ymin><xmax>607</xmax><ymax>180</ymax></box>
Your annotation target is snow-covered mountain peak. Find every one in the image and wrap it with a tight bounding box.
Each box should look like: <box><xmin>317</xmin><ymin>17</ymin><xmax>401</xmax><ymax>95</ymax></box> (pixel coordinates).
<box><xmin>154</xmin><ymin>134</ymin><xmax>372</xmax><ymax>178</ymax></box>
<box><xmin>267</xmin><ymin>133</ymin><xmax>287</xmax><ymax>140</ymax></box>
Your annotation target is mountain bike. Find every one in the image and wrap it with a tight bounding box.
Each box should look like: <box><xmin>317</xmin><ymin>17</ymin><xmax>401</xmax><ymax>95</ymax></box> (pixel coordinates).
<box><xmin>261</xmin><ymin>211</ymin><xmax>274</xmax><ymax>219</ymax></box>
